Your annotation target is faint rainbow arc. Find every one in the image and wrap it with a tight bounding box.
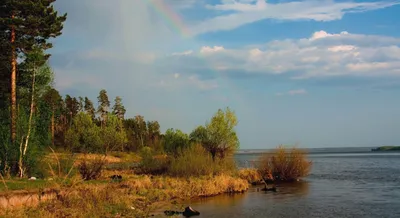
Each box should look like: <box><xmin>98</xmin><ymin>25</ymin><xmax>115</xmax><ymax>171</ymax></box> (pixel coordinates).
<box><xmin>142</xmin><ymin>0</ymin><xmax>252</xmax><ymax>116</ymax></box>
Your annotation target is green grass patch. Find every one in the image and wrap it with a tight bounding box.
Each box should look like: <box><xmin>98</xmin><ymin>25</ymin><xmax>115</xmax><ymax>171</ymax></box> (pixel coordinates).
<box><xmin>0</xmin><ymin>179</ymin><xmax>52</xmax><ymax>192</ymax></box>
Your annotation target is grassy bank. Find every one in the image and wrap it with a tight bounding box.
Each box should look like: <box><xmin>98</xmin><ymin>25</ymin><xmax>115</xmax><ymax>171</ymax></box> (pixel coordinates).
<box><xmin>1</xmin><ymin>172</ymin><xmax>248</xmax><ymax>218</ymax></box>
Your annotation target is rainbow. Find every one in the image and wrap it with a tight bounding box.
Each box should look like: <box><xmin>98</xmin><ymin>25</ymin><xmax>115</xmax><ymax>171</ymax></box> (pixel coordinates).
<box><xmin>141</xmin><ymin>0</ymin><xmax>254</xmax><ymax>116</ymax></box>
<box><xmin>143</xmin><ymin>0</ymin><xmax>191</xmax><ymax>38</ymax></box>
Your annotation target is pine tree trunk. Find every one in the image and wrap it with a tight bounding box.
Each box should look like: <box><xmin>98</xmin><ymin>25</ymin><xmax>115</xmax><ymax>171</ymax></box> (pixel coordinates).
<box><xmin>10</xmin><ymin>15</ymin><xmax>17</xmax><ymax>143</ymax></box>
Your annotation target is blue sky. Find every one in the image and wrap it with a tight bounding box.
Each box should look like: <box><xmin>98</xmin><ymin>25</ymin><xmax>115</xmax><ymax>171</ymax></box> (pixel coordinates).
<box><xmin>50</xmin><ymin>0</ymin><xmax>400</xmax><ymax>148</ymax></box>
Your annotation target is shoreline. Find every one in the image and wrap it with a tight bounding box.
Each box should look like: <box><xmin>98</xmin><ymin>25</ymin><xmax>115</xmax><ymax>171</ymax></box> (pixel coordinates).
<box><xmin>0</xmin><ymin>174</ymin><xmax>249</xmax><ymax>217</ymax></box>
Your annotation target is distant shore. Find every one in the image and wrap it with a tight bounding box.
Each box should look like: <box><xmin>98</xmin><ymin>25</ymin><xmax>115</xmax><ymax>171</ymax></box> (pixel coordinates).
<box><xmin>371</xmin><ymin>146</ymin><xmax>400</xmax><ymax>152</ymax></box>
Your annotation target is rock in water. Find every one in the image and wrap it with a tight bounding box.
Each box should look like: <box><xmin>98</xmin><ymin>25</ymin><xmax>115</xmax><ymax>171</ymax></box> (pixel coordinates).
<box><xmin>183</xmin><ymin>206</ymin><xmax>200</xmax><ymax>217</ymax></box>
<box><xmin>261</xmin><ymin>186</ymin><xmax>277</xmax><ymax>192</ymax></box>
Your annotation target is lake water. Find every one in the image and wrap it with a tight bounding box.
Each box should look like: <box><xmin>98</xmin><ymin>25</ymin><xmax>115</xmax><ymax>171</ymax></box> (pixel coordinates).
<box><xmin>183</xmin><ymin>147</ymin><xmax>400</xmax><ymax>218</ymax></box>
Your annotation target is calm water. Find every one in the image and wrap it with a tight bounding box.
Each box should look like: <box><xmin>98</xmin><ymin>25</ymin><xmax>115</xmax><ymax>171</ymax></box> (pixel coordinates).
<box><xmin>183</xmin><ymin>148</ymin><xmax>400</xmax><ymax>218</ymax></box>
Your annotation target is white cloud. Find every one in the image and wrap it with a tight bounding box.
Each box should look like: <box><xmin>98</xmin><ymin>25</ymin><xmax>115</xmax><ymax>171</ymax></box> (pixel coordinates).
<box><xmin>192</xmin><ymin>0</ymin><xmax>399</xmax><ymax>35</ymax></box>
<box><xmin>174</xmin><ymin>73</ymin><xmax>180</xmax><ymax>78</ymax></box>
<box><xmin>310</xmin><ymin>30</ymin><xmax>350</xmax><ymax>40</ymax></box>
<box><xmin>206</xmin><ymin>0</ymin><xmax>267</xmax><ymax>12</ymax></box>
<box><xmin>161</xmin><ymin>30</ymin><xmax>400</xmax><ymax>79</ymax></box>
<box><xmin>171</xmin><ymin>50</ymin><xmax>193</xmax><ymax>56</ymax></box>
<box><xmin>328</xmin><ymin>45</ymin><xmax>356</xmax><ymax>52</ymax></box>
<box><xmin>200</xmin><ymin>46</ymin><xmax>225</xmax><ymax>54</ymax></box>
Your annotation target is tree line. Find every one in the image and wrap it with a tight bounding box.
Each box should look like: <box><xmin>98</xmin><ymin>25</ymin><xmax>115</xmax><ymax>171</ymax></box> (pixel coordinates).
<box><xmin>0</xmin><ymin>0</ymin><xmax>240</xmax><ymax>178</ymax></box>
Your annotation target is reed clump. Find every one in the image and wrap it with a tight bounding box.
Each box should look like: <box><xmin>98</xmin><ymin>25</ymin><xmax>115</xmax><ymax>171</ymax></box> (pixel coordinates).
<box><xmin>257</xmin><ymin>145</ymin><xmax>312</xmax><ymax>182</ymax></box>
<box><xmin>238</xmin><ymin>168</ymin><xmax>262</xmax><ymax>184</ymax></box>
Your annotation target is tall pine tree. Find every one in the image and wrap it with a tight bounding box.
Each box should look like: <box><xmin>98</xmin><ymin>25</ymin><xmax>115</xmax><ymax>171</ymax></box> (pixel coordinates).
<box><xmin>112</xmin><ymin>96</ymin><xmax>126</xmax><ymax>120</ymax></box>
<box><xmin>0</xmin><ymin>0</ymin><xmax>67</xmax><ymax>143</ymax></box>
<box><xmin>42</xmin><ymin>88</ymin><xmax>62</xmax><ymax>147</ymax></box>
<box><xmin>84</xmin><ymin>97</ymin><xmax>96</xmax><ymax>121</ymax></box>
<box><xmin>97</xmin><ymin>89</ymin><xmax>110</xmax><ymax>127</ymax></box>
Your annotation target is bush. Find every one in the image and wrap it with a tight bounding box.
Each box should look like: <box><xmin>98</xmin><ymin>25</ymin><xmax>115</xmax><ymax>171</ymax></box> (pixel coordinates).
<box><xmin>78</xmin><ymin>155</ymin><xmax>107</xmax><ymax>180</ymax></box>
<box><xmin>257</xmin><ymin>145</ymin><xmax>312</xmax><ymax>182</ymax></box>
<box><xmin>65</xmin><ymin>113</ymin><xmax>102</xmax><ymax>153</ymax></box>
<box><xmin>163</xmin><ymin>128</ymin><xmax>190</xmax><ymax>156</ymax></box>
<box><xmin>238</xmin><ymin>168</ymin><xmax>262</xmax><ymax>184</ymax></box>
<box><xmin>137</xmin><ymin>147</ymin><xmax>169</xmax><ymax>175</ymax></box>
<box><xmin>168</xmin><ymin>144</ymin><xmax>237</xmax><ymax>177</ymax></box>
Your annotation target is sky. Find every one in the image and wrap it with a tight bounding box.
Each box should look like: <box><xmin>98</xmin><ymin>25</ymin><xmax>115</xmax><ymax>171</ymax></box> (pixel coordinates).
<box><xmin>50</xmin><ymin>0</ymin><xmax>400</xmax><ymax>149</ymax></box>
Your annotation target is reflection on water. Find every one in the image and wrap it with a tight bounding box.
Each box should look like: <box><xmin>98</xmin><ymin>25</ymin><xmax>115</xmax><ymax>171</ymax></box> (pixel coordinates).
<box><xmin>268</xmin><ymin>181</ymin><xmax>310</xmax><ymax>199</ymax></box>
<box><xmin>177</xmin><ymin>182</ymin><xmax>310</xmax><ymax>218</ymax></box>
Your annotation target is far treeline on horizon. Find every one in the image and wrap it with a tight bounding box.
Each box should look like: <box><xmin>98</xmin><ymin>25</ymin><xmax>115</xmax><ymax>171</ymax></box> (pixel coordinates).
<box><xmin>1</xmin><ymin>0</ymin><xmax>400</xmax><ymax>177</ymax></box>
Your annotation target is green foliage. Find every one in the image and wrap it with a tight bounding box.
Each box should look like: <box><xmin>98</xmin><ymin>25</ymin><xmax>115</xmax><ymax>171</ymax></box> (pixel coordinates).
<box><xmin>84</xmin><ymin>97</ymin><xmax>96</xmax><ymax>121</ymax></box>
<box><xmin>190</xmin><ymin>107</ymin><xmax>239</xmax><ymax>160</ymax></box>
<box><xmin>137</xmin><ymin>147</ymin><xmax>169</xmax><ymax>175</ymax></box>
<box><xmin>138</xmin><ymin>143</ymin><xmax>238</xmax><ymax>178</ymax></box>
<box><xmin>0</xmin><ymin>179</ymin><xmax>51</xmax><ymax>192</ymax></box>
<box><xmin>147</xmin><ymin>120</ymin><xmax>161</xmax><ymax>147</ymax></box>
<box><xmin>97</xmin><ymin>89</ymin><xmax>110</xmax><ymax>125</ymax></box>
<box><xmin>0</xmin><ymin>0</ymin><xmax>67</xmax><ymax>56</ymax></box>
<box><xmin>0</xmin><ymin>109</ymin><xmax>13</xmax><ymax>176</ymax></box>
<box><xmin>65</xmin><ymin>112</ymin><xmax>102</xmax><ymax>153</ymax></box>
<box><xmin>124</xmin><ymin>115</ymin><xmax>148</xmax><ymax>151</ymax></box>
<box><xmin>163</xmin><ymin>128</ymin><xmax>190</xmax><ymax>156</ymax></box>
<box><xmin>112</xmin><ymin>96</ymin><xmax>126</xmax><ymax>120</ymax></box>
<box><xmin>65</xmin><ymin>95</ymin><xmax>80</xmax><ymax>125</ymax></box>
<box><xmin>15</xmin><ymin>106</ymin><xmax>45</xmax><ymax>177</ymax></box>
<box><xmin>168</xmin><ymin>144</ymin><xmax>214</xmax><ymax>177</ymax></box>
<box><xmin>372</xmin><ymin>146</ymin><xmax>400</xmax><ymax>151</ymax></box>
<box><xmin>101</xmin><ymin>113</ymin><xmax>128</xmax><ymax>153</ymax></box>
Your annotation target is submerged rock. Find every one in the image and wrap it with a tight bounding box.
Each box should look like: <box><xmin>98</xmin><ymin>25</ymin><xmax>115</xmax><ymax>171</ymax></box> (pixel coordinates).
<box><xmin>261</xmin><ymin>186</ymin><xmax>277</xmax><ymax>192</ymax></box>
<box><xmin>183</xmin><ymin>206</ymin><xmax>200</xmax><ymax>217</ymax></box>
<box><xmin>164</xmin><ymin>206</ymin><xmax>200</xmax><ymax>217</ymax></box>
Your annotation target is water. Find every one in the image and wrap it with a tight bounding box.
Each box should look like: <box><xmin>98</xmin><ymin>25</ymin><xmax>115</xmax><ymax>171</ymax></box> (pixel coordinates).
<box><xmin>184</xmin><ymin>148</ymin><xmax>400</xmax><ymax>218</ymax></box>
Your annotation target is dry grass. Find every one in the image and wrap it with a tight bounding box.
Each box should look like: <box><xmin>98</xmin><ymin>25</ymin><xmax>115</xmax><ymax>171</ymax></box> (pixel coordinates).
<box><xmin>257</xmin><ymin>145</ymin><xmax>312</xmax><ymax>182</ymax></box>
<box><xmin>238</xmin><ymin>168</ymin><xmax>262</xmax><ymax>184</ymax></box>
<box><xmin>2</xmin><ymin>174</ymin><xmax>248</xmax><ymax>218</ymax></box>
<box><xmin>78</xmin><ymin>156</ymin><xmax>107</xmax><ymax>181</ymax></box>
<box><xmin>44</xmin><ymin>153</ymin><xmax>130</xmax><ymax>166</ymax></box>
<box><xmin>168</xmin><ymin>144</ymin><xmax>237</xmax><ymax>177</ymax></box>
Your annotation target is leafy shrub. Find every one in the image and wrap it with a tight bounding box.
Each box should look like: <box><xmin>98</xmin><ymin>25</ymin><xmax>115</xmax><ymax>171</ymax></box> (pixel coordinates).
<box><xmin>163</xmin><ymin>128</ymin><xmax>190</xmax><ymax>156</ymax></box>
<box><xmin>137</xmin><ymin>147</ymin><xmax>169</xmax><ymax>175</ymax></box>
<box><xmin>257</xmin><ymin>145</ymin><xmax>312</xmax><ymax>182</ymax></box>
<box><xmin>168</xmin><ymin>144</ymin><xmax>237</xmax><ymax>177</ymax></box>
<box><xmin>65</xmin><ymin>113</ymin><xmax>102</xmax><ymax>153</ymax></box>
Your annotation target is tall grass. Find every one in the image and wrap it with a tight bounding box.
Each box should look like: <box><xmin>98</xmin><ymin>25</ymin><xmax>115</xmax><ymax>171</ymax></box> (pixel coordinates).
<box><xmin>137</xmin><ymin>147</ymin><xmax>169</xmax><ymax>175</ymax></box>
<box><xmin>257</xmin><ymin>145</ymin><xmax>312</xmax><ymax>182</ymax></box>
<box><xmin>238</xmin><ymin>168</ymin><xmax>262</xmax><ymax>184</ymax></box>
<box><xmin>78</xmin><ymin>155</ymin><xmax>107</xmax><ymax>181</ymax></box>
<box><xmin>168</xmin><ymin>144</ymin><xmax>237</xmax><ymax>177</ymax></box>
<box><xmin>137</xmin><ymin>144</ymin><xmax>237</xmax><ymax>177</ymax></box>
